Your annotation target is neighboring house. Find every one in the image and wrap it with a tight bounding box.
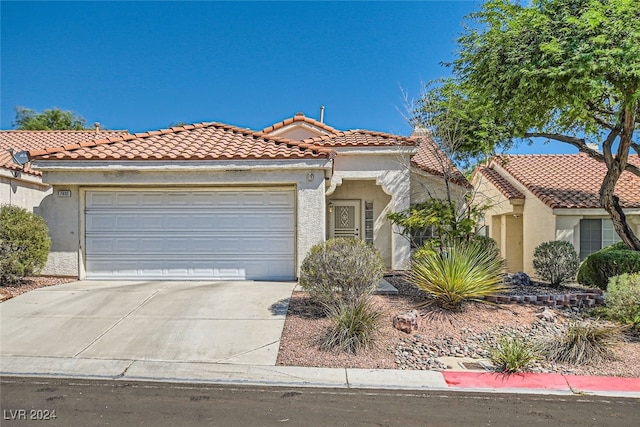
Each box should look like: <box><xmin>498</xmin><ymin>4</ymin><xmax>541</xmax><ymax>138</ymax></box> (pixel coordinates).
<box><xmin>473</xmin><ymin>154</ymin><xmax>640</xmax><ymax>275</ymax></box>
<box><xmin>27</xmin><ymin>112</ymin><xmax>468</xmax><ymax>280</ymax></box>
<box><xmin>0</xmin><ymin>128</ymin><xmax>128</xmax><ymax>212</ymax></box>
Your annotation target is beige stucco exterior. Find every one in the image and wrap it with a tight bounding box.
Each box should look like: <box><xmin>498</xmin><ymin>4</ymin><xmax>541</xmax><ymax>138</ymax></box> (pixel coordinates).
<box><xmin>326</xmin><ymin>148</ymin><xmax>417</xmax><ymax>270</ymax></box>
<box><xmin>33</xmin><ymin>160</ymin><xmax>331</xmax><ymax>278</ymax></box>
<box><xmin>473</xmin><ymin>163</ymin><xmax>640</xmax><ymax>277</ymax></box>
<box><xmin>25</xmin><ymin>116</ymin><xmax>469</xmax><ymax>279</ymax></box>
<box><xmin>0</xmin><ymin>169</ymin><xmax>51</xmax><ymax>212</ymax></box>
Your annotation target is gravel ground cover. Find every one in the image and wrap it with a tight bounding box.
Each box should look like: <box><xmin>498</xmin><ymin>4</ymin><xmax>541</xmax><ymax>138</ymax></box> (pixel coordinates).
<box><xmin>277</xmin><ymin>274</ymin><xmax>640</xmax><ymax>377</ymax></box>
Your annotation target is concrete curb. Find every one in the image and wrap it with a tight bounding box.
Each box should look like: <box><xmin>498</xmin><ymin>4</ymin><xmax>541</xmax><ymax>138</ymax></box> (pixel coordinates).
<box><xmin>2</xmin><ymin>356</ymin><xmax>638</xmax><ymax>398</ymax></box>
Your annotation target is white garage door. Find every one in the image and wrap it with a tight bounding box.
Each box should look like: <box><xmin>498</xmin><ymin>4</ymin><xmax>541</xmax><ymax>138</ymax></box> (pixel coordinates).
<box><xmin>85</xmin><ymin>189</ymin><xmax>295</xmax><ymax>280</ymax></box>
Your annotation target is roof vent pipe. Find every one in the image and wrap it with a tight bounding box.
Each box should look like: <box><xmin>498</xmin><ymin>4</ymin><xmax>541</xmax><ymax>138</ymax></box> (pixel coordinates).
<box><xmin>94</xmin><ymin>122</ymin><xmax>100</xmax><ymax>132</ymax></box>
<box><xmin>319</xmin><ymin>106</ymin><xmax>325</xmax><ymax>123</ymax></box>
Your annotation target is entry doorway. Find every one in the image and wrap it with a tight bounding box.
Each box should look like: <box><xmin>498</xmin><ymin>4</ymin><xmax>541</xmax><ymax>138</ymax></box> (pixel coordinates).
<box><xmin>329</xmin><ymin>200</ymin><xmax>361</xmax><ymax>239</ymax></box>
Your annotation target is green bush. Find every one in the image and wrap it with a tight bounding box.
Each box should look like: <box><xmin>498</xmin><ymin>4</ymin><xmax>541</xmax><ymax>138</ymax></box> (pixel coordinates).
<box><xmin>542</xmin><ymin>322</ymin><xmax>622</xmax><ymax>365</ymax></box>
<box><xmin>577</xmin><ymin>242</ymin><xmax>640</xmax><ymax>290</ymax></box>
<box><xmin>487</xmin><ymin>336</ymin><xmax>538</xmax><ymax>373</ymax></box>
<box><xmin>408</xmin><ymin>241</ymin><xmax>506</xmax><ymax>310</ymax></box>
<box><xmin>0</xmin><ymin>205</ymin><xmax>51</xmax><ymax>285</ymax></box>
<box><xmin>320</xmin><ymin>297</ymin><xmax>383</xmax><ymax>354</ymax></box>
<box><xmin>605</xmin><ymin>273</ymin><xmax>640</xmax><ymax>333</ymax></box>
<box><xmin>533</xmin><ymin>241</ymin><xmax>580</xmax><ymax>286</ymax></box>
<box><xmin>299</xmin><ymin>238</ymin><xmax>385</xmax><ymax>311</ymax></box>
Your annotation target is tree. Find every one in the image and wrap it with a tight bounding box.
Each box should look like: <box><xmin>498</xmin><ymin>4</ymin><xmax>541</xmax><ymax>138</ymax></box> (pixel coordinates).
<box><xmin>388</xmin><ymin>83</ymin><xmax>494</xmax><ymax>254</ymax></box>
<box><xmin>434</xmin><ymin>0</ymin><xmax>639</xmax><ymax>250</ymax></box>
<box><xmin>13</xmin><ymin>106</ymin><xmax>88</xmax><ymax>130</ymax></box>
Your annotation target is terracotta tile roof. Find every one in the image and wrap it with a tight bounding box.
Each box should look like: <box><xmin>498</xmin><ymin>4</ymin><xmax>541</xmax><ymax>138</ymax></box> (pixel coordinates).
<box><xmin>411</xmin><ymin>139</ymin><xmax>470</xmax><ymax>187</ymax></box>
<box><xmin>1</xmin><ymin>130</ymin><xmax>128</xmax><ymax>176</ymax></box>
<box><xmin>262</xmin><ymin>112</ymin><xmax>339</xmax><ymax>135</ymax></box>
<box><xmin>493</xmin><ymin>154</ymin><xmax>640</xmax><ymax>209</ymax></box>
<box><xmin>476</xmin><ymin>166</ymin><xmax>525</xmax><ymax>200</ymax></box>
<box><xmin>303</xmin><ymin>129</ymin><xmax>418</xmax><ymax>147</ymax></box>
<box><xmin>30</xmin><ymin>122</ymin><xmax>335</xmax><ymax>162</ymax></box>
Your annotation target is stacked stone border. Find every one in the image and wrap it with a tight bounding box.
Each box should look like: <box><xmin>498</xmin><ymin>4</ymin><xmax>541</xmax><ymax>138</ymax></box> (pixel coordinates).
<box><xmin>485</xmin><ymin>289</ymin><xmax>605</xmax><ymax>307</ymax></box>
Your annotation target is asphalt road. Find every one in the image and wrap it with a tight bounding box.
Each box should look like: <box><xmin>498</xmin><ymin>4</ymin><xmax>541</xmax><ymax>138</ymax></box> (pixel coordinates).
<box><xmin>1</xmin><ymin>377</ymin><xmax>638</xmax><ymax>427</ymax></box>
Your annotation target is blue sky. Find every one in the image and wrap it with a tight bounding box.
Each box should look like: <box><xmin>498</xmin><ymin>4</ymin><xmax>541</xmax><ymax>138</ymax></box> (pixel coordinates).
<box><xmin>1</xmin><ymin>1</ymin><xmax>576</xmax><ymax>154</ymax></box>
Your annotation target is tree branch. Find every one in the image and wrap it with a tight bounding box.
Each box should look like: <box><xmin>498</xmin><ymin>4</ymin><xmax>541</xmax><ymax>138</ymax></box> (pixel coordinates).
<box><xmin>524</xmin><ymin>132</ymin><xmax>640</xmax><ymax>177</ymax></box>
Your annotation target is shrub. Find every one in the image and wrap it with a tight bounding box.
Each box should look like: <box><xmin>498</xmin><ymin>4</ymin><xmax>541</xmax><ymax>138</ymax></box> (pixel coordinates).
<box><xmin>408</xmin><ymin>241</ymin><xmax>506</xmax><ymax>310</ymax></box>
<box><xmin>487</xmin><ymin>336</ymin><xmax>538</xmax><ymax>373</ymax></box>
<box><xmin>471</xmin><ymin>235</ymin><xmax>500</xmax><ymax>259</ymax></box>
<box><xmin>605</xmin><ymin>273</ymin><xmax>640</xmax><ymax>333</ymax></box>
<box><xmin>542</xmin><ymin>322</ymin><xmax>623</xmax><ymax>365</ymax></box>
<box><xmin>0</xmin><ymin>205</ymin><xmax>51</xmax><ymax>285</ymax></box>
<box><xmin>320</xmin><ymin>297</ymin><xmax>382</xmax><ymax>354</ymax></box>
<box><xmin>577</xmin><ymin>242</ymin><xmax>640</xmax><ymax>290</ymax></box>
<box><xmin>299</xmin><ymin>238</ymin><xmax>385</xmax><ymax>311</ymax></box>
<box><xmin>532</xmin><ymin>241</ymin><xmax>580</xmax><ymax>286</ymax></box>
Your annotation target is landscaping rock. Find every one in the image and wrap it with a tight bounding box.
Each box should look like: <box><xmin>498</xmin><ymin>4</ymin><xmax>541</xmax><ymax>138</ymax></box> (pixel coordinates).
<box><xmin>392</xmin><ymin>310</ymin><xmax>421</xmax><ymax>334</ymax></box>
<box><xmin>536</xmin><ymin>307</ymin><xmax>557</xmax><ymax>322</ymax></box>
<box><xmin>511</xmin><ymin>272</ymin><xmax>531</xmax><ymax>287</ymax></box>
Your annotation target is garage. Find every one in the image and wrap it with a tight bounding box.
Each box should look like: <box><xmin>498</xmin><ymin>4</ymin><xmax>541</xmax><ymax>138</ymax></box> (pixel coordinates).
<box><xmin>84</xmin><ymin>189</ymin><xmax>296</xmax><ymax>280</ymax></box>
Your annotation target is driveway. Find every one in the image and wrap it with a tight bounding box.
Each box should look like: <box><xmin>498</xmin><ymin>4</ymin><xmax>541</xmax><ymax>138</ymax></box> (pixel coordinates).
<box><xmin>0</xmin><ymin>280</ymin><xmax>296</xmax><ymax>367</ymax></box>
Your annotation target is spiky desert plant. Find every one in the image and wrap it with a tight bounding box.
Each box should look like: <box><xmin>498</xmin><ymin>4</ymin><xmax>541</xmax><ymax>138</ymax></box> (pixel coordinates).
<box><xmin>487</xmin><ymin>335</ymin><xmax>538</xmax><ymax>373</ymax></box>
<box><xmin>408</xmin><ymin>241</ymin><xmax>506</xmax><ymax>310</ymax></box>
<box><xmin>543</xmin><ymin>322</ymin><xmax>623</xmax><ymax>365</ymax></box>
<box><xmin>320</xmin><ymin>297</ymin><xmax>383</xmax><ymax>354</ymax></box>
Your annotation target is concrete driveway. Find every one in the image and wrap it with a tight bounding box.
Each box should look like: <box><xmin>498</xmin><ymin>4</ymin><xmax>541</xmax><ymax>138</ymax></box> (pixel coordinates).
<box><xmin>0</xmin><ymin>280</ymin><xmax>296</xmax><ymax>368</ymax></box>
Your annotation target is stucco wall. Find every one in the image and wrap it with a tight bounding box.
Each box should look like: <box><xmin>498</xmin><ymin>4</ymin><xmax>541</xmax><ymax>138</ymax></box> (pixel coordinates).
<box><xmin>0</xmin><ymin>171</ymin><xmax>51</xmax><ymax>212</ymax></box>
<box><xmin>409</xmin><ymin>172</ymin><xmax>467</xmax><ymax>205</ymax></box>
<box><xmin>328</xmin><ymin>151</ymin><xmax>412</xmax><ymax>269</ymax></box>
<box><xmin>328</xmin><ymin>180</ymin><xmax>393</xmax><ymax>267</ymax></box>
<box><xmin>556</xmin><ymin>212</ymin><xmax>640</xmax><ymax>254</ymax></box>
<box><xmin>36</xmin><ymin>163</ymin><xmax>328</xmax><ymax>279</ymax></box>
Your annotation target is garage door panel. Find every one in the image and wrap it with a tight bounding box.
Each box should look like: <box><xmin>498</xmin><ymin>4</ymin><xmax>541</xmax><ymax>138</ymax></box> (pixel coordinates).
<box><xmin>85</xmin><ymin>189</ymin><xmax>295</xmax><ymax>280</ymax></box>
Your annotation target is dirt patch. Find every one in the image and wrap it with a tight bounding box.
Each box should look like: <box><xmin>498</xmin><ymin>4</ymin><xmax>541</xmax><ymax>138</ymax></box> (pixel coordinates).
<box><xmin>0</xmin><ymin>276</ymin><xmax>77</xmax><ymax>301</ymax></box>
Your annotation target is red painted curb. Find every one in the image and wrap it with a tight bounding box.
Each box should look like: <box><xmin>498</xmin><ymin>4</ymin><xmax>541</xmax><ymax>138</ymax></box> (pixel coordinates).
<box><xmin>443</xmin><ymin>371</ymin><xmax>640</xmax><ymax>392</ymax></box>
<box><xmin>565</xmin><ymin>375</ymin><xmax>640</xmax><ymax>392</ymax></box>
<box><xmin>442</xmin><ymin>371</ymin><xmax>569</xmax><ymax>390</ymax></box>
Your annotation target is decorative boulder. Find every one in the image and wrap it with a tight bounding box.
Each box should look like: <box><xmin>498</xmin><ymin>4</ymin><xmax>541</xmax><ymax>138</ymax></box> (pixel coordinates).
<box><xmin>536</xmin><ymin>307</ymin><xmax>557</xmax><ymax>322</ymax></box>
<box><xmin>392</xmin><ymin>310</ymin><xmax>421</xmax><ymax>334</ymax></box>
<box><xmin>511</xmin><ymin>272</ymin><xmax>532</xmax><ymax>287</ymax></box>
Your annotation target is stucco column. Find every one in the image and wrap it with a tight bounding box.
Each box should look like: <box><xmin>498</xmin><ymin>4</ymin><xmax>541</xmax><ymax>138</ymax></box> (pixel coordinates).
<box><xmin>380</xmin><ymin>170</ymin><xmax>411</xmax><ymax>270</ymax></box>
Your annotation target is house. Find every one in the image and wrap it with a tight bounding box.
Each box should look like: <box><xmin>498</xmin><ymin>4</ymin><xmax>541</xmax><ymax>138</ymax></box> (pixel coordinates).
<box><xmin>0</xmin><ymin>128</ymin><xmax>128</xmax><ymax>212</ymax></box>
<box><xmin>26</xmin><ymin>113</ymin><xmax>468</xmax><ymax>281</ymax></box>
<box><xmin>473</xmin><ymin>154</ymin><xmax>640</xmax><ymax>275</ymax></box>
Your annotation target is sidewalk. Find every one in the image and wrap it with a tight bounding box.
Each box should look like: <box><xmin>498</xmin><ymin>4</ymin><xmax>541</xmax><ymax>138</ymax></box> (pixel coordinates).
<box><xmin>1</xmin><ymin>355</ymin><xmax>639</xmax><ymax>398</ymax></box>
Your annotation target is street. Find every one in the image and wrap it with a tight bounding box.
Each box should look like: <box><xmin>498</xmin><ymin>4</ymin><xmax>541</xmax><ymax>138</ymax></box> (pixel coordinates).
<box><xmin>1</xmin><ymin>377</ymin><xmax>638</xmax><ymax>426</ymax></box>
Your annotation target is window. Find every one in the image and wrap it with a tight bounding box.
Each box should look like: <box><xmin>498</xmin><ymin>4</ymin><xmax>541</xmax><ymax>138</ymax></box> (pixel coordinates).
<box><xmin>410</xmin><ymin>226</ymin><xmax>435</xmax><ymax>249</ymax></box>
<box><xmin>579</xmin><ymin>218</ymin><xmax>622</xmax><ymax>259</ymax></box>
<box><xmin>364</xmin><ymin>201</ymin><xmax>374</xmax><ymax>244</ymax></box>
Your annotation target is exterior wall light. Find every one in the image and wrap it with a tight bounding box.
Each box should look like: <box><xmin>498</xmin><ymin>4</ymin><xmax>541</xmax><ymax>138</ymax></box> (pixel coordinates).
<box><xmin>328</xmin><ymin>201</ymin><xmax>334</xmax><ymax>213</ymax></box>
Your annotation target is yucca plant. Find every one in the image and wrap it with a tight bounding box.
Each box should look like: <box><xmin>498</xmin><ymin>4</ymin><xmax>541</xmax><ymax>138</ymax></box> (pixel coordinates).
<box><xmin>487</xmin><ymin>336</ymin><xmax>538</xmax><ymax>373</ymax></box>
<box><xmin>543</xmin><ymin>322</ymin><xmax>623</xmax><ymax>365</ymax></box>
<box><xmin>320</xmin><ymin>297</ymin><xmax>383</xmax><ymax>354</ymax></box>
<box><xmin>408</xmin><ymin>241</ymin><xmax>506</xmax><ymax>310</ymax></box>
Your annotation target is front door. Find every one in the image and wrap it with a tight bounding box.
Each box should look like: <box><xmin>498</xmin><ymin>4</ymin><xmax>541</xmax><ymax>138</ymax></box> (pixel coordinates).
<box><xmin>329</xmin><ymin>200</ymin><xmax>361</xmax><ymax>239</ymax></box>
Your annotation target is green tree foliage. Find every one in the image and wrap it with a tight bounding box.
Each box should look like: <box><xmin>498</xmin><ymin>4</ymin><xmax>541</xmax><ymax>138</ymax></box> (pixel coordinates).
<box><xmin>430</xmin><ymin>0</ymin><xmax>640</xmax><ymax>250</ymax></box>
<box><xmin>0</xmin><ymin>205</ymin><xmax>51</xmax><ymax>285</ymax></box>
<box><xmin>13</xmin><ymin>106</ymin><xmax>88</xmax><ymax>130</ymax></box>
<box><xmin>387</xmin><ymin>198</ymin><xmax>491</xmax><ymax>255</ymax></box>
